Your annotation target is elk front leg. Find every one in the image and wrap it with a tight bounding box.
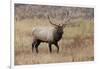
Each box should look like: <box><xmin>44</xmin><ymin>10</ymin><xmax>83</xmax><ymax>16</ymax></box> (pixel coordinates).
<box><xmin>54</xmin><ymin>42</ymin><xmax>59</xmax><ymax>53</ymax></box>
<box><xmin>49</xmin><ymin>43</ymin><xmax>52</xmax><ymax>53</ymax></box>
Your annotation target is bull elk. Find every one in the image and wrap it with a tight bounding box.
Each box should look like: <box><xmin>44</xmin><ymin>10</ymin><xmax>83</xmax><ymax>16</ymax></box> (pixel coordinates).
<box><xmin>32</xmin><ymin>11</ymin><xmax>71</xmax><ymax>53</ymax></box>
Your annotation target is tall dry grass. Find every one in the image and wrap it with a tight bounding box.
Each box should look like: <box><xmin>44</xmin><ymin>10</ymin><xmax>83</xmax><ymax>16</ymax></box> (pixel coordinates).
<box><xmin>15</xmin><ymin>18</ymin><xmax>94</xmax><ymax>65</ymax></box>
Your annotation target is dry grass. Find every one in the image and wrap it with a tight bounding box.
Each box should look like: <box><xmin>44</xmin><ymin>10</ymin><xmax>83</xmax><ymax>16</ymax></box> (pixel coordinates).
<box><xmin>14</xmin><ymin>18</ymin><xmax>94</xmax><ymax>65</ymax></box>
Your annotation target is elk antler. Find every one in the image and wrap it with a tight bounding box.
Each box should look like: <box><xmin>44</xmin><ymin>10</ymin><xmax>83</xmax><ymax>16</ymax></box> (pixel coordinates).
<box><xmin>48</xmin><ymin>15</ymin><xmax>59</xmax><ymax>26</ymax></box>
<box><xmin>62</xmin><ymin>11</ymin><xmax>72</xmax><ymax>27</ymax></box>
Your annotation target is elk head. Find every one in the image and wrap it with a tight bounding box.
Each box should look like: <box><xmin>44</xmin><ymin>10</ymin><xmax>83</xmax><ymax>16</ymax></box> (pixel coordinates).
<box><xmin>47</xmin><ymin>11</ymin><xmax>71</xmax><ymax>34</ymax></box>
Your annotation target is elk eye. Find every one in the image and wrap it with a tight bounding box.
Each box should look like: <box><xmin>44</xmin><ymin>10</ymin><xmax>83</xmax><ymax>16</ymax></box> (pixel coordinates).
<box><xmin>58</xmin><ymin>24</ymin><xmax>61</xmax><ymax>26</ymax></box>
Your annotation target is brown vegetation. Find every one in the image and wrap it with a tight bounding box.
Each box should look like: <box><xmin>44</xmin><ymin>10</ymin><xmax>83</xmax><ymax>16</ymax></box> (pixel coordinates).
<box><xmin>15</xmin><ymin>18</ymin><xmax>94</xmax><ymax>65</ymax></box>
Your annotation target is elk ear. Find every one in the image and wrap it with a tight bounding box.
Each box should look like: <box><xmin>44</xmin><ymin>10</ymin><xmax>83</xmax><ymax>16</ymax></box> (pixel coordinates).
<box><xmin>62</xmin><ymin>24</ymin><xmax>67</xmax><ymax>29</ymax></box>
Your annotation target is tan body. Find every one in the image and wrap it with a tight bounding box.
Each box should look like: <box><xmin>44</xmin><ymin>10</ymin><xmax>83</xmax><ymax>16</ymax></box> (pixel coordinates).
<box><xmin>32</xmin><ymin>25</ymin><xmax>63</xmax><ymax>53</ymax></box>
<box><xmin>32</xmin><ymin>27</ymin><xmax>55</xmax><ymax>42</ymax></box>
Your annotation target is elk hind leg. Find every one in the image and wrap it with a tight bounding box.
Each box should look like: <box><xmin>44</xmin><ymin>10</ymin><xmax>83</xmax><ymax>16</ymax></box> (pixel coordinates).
<box><xmin>32</xmin><ymin>41</ymin><xmax>36</xmax><ymax>53</ymax></box>
<box><xmin>35</xmin><ymin>40</ymin><xmax>41</xmax><ymax>53</ymax></box>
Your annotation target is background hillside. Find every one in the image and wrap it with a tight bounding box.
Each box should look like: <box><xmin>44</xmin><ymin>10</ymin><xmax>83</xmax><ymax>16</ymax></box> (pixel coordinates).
<box><xmin>15</xmin><ymin>4</ymin><xmax>94</xmax><ymax>21</ymax></box>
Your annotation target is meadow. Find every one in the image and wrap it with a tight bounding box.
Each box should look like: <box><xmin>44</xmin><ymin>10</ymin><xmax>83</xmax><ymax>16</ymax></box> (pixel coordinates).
<box><xmin>15</xmin><ymin>18</ymin><xmax>94</xmax><ymax>65</ymax></box>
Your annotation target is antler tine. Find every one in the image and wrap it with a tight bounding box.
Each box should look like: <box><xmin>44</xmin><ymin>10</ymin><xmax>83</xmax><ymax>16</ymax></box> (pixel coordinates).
<box><xmin>48</xmin><ymin>15</ymin><xmax>58</xmax><ymax>26</ymax></box>
<box><xmin>62</xmin><ymin>11</ymin><xmax>71</xmax><ymax>27</ymax></box>
<box><xmin>66</xmin><ymin>11</ymin><xmax>71</xmax><ymax>22</ymax></box>
<box><xmin>63</xmin><ymin>11</ymin><xmax>69</xmax><ymax>21</ymax></box>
